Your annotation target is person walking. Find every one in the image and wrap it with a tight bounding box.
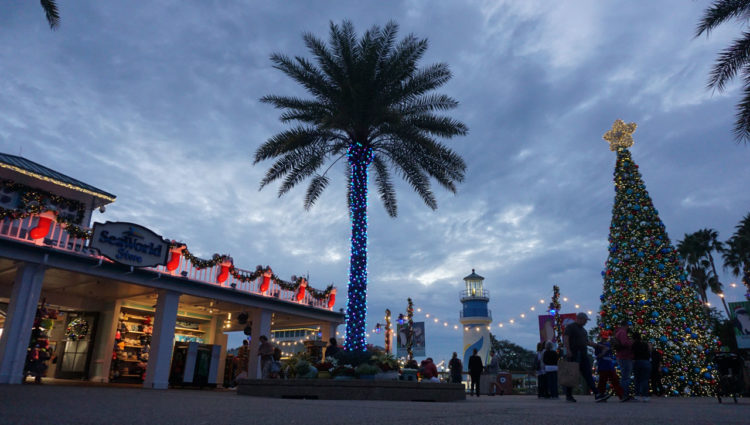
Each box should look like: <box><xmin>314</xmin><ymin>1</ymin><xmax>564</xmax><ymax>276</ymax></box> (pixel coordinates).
<box><xmin>258</xmin><ymin>335</ymin><xmax>274</xmax><ymax>379</ymax></box>
<box><xmin>595</xmin><ymin>334</ymin><xmax>624</xmax><ymax>400</ymax></box>
<box><xmin>631</xmin><ymin>332</ymin><xmax>652</xmax><ymax>402</ymax></box>
<box><xmin>542</xmin><ymin>341</ymin><xmax>559</xmax><ymax>399</ymax></box>
<box><xmin>468</xmin><ymin>348</ymin><xmax>483</xmax><ymax>397</ymax></box>
<box><xmin>486</xmin><ymin>350</ymin><xmax>501</xmax><ymax>395</ymax></box>
<box><xmin>563</xmin><ymin>312</ymin><xmax>612</xmax><ymax>403</ymax></box>
<box><xmin>650</xmin><ymin>347</ymin><xmax>663</xmax><ymax>396</ymax></box>
<box><xmin>614</xmin><ymin>319</ymin><xmax>635</xmax><ymax>402</ymax></box>
<box><xmin>449</xmin><ymin>352</ymin><xmax>463</xmax><ymax>384</ymax></box>
<box><xmin>534</xmin><ymin>342</ymin><xmax>548</xmax><ymax>399</ymax></box>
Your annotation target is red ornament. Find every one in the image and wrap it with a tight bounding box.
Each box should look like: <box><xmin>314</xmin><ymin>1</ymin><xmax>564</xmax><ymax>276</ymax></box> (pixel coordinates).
<box><xmin>327</xmin><ymin>288</ymin><xmax>337</xmax><ymax>309</ymax></box>
<box><xmin>166</xmin><ymin>244</ymin><xmax>185</xmax><ymax>272</ymax></box>
<box><xmin>295</xmin><ymin>278</ymin><xmax>307</xmax><ymax>301</ymax></box>
<box><xmin>29</xmin><ymin>210</ymin><xmax>56</xmax><ymax>240</ymax></box>
<box><xmin>217</xmin><ymin>258</ymin><xmax>232</xmax><ymax>284</ymax></box>
<box><xmin>260</xmin><ymin>267</ymin><xmax>273</xmax><ymax>293</ymax></box>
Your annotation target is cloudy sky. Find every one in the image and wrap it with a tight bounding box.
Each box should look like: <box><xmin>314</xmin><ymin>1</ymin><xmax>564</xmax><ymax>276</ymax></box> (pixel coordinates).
<box><xmin>2</xmin><ymin>1</ymin><xmax>749</xmax><ymax>363</ymax></box>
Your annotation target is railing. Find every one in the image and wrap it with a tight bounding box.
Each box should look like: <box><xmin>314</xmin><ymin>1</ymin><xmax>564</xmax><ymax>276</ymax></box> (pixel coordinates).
<box><xmin>459</xmin><ymin>309</ymin><xmax>492</xmax><ymax>321</ymax></box>
<box><xmin>0</xmin><ymin>216</ymin><xmax>334</xmax><ymax>310</ymax></box>
<box><xmin>459</xmin><ymin>289</ymin><xmax>489</xmax><ymax>299</ymax></box>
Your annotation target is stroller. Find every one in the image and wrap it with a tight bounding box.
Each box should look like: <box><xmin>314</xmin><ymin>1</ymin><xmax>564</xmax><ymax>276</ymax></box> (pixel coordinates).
<box><xmin>714</xmin><ymin>352</ymin><xmax>745</xmax><ymax>404</ymax></box>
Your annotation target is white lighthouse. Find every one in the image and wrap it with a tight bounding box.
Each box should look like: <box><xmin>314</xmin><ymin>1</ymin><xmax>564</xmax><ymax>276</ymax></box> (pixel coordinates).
<box><xmin>460</xmin><ymin>269</ymin><xmax>492</xmax><ymax>369</ymax></box>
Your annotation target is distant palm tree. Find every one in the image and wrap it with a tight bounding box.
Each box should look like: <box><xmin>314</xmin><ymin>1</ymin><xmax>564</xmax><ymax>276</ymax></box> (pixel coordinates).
<box><xmin>39</xmin><ymin>0</ymin><xmax>60</xmax><ymax>30</ymax></box>
<box><xmin>723</xmin><ymin>213</ymin><xmax>750</xmax><ymax>300</ymax></box>
<box><xmin>696</xmin><ymin>0</ymin><xmax>750</xmax><ymax>142</ymax></box>
<box><xmin>255</xmin><ymin>21</ymin><xmax>468</xmax><ymax>351</ymax></box>
<box><xmin>677</xmin><ymin>229</ymin><xmax>728</xmax><ymax>316</ymax></box>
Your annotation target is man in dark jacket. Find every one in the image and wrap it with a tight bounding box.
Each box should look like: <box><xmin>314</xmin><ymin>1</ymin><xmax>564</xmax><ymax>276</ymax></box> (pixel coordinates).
<box><xmin>563</xmin><ymin>313</ymin><xmax>611</xmax><ymax>403</ymax></box>
<box><xmin>468</xmin><ymin>348</ymin><xmax>484</xmax><ymax>397</ymax></box>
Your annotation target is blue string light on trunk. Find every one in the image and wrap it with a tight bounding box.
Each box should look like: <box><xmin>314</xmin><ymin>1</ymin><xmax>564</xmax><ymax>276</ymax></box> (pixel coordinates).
<box><xmin>345</xmin><ymin>143</ymin><xmax>373</xmax><ymax>352</ymax></box>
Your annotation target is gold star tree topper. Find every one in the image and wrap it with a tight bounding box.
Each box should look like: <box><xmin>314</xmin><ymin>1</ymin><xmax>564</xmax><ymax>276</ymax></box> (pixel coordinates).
<box><xmin>603</xmin><ymin>119</ymin><xmax>637</xmax><ymax>151</ymax></box>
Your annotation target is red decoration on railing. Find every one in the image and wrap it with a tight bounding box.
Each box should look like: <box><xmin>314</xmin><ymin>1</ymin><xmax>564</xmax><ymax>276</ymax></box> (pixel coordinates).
<box><xmin>217</xmin><ymin>258</ymin><xmax>233</xmax><ymax>284</ymax></box>
<box><xmin>166</xmin><ymin>244</ymin><xmax>185</xmax><ymax>272</ymax></box>
<box><xmin>295</xmin><ymin>278</ymin><xmax>307</xmax><ymax>301</ymax></box>
<box><xmin>260</xmin><ymin>267</ymin><xmax>272</xmax><ymax>293</ymax></box>
<box><xmin>327</xmin><ymin>288</ymin><xmax>336</xmax><ymax>309</ymax></box>
<box><xmin>29</xmin><ymin>210</ymin><xmax>57</xmax><ymax>240</ymax></box>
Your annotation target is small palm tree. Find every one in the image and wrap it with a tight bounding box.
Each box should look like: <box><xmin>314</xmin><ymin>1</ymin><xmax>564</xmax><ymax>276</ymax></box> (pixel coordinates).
<box><xmin>678</xmin><ymin>229</ymin><xmax>728</xmax><ymax>315</ymax></box>
<box><xmin>39</xmin><ymin>0</ymin><xmax>60</xmax><ymax>30</ymax></box>
<box><xmin>255</xmin><ymin>21</ymin><xmax>468</xmax><ymax>351</ymax></box>
<box><xmin>696</xmin><ymin>0</ymin><xmax>750</xmax><ymax>142</ymax></box>
<box><xmin>723</xmin><ymin>213</ymin><xmax>750</xmax><ymax>300</ymax></box>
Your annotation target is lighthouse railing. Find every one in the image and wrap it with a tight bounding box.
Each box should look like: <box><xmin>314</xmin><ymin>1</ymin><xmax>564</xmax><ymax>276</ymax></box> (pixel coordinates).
<box><xmin>459</xmin><ymin>289</ymin><xmax>489</xmax><ymax>300</ymax></box>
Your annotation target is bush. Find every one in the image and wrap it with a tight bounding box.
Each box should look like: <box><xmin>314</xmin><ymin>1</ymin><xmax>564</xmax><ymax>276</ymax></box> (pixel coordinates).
<box><xmin>355</xmin><ymin>363</ymin><xmax>381</xmax><ymax>377</ymax></box>
<box><xmin>333</xmin><ymin>349</ymin><xmax>378</xmax><ymax>368</ymax></box>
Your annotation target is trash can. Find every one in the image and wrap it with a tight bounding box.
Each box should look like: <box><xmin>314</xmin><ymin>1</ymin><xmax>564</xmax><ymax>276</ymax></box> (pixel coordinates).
<box><xmin>497</xmin><ymin>372</ymin><xmax>513</xmax><ymax>395</ymax></box>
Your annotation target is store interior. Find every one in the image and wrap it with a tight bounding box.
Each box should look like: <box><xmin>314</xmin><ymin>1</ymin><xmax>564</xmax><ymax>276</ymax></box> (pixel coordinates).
<box><xmin>0</xmin><ymin>257</ymin><xmax>333</xmax><ymax>387</ymax></box>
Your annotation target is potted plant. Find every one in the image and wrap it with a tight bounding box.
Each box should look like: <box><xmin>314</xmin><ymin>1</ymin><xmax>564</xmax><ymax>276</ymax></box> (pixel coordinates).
<box><xmin>294</xmin><ymin>360</ymin><xmax>318</xmax><ymax>379</ymax></box>
<box><xmin>331</xmin><ymin>364</ymin><xmax>355</xmax><ymax>380</ymax></box>
<box><xmin>372</xmin><ymin>352</ymin><xmax>399</xmax><ymax>380</ymax></box>
<box><xmin>315</xmin><ymin>359</ymin><xmax>334</xmax><ymax>379</ymax></box>
<box><xmin>355</xmin><ymin>363</ymin><xmax>381</xmax><ymax>380</ymax></box>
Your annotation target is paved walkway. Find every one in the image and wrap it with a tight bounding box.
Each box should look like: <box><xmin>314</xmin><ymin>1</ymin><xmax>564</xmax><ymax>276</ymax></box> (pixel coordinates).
<box><xmin>0</xmin><ymin>385</ymin><xmax>747</xmax><ymax>425</ymax></box>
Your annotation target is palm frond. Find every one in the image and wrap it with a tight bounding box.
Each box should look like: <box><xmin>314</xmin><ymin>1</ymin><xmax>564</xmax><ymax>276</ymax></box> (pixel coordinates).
<box><xmin>277</xmin><ymin>145</ymin><xmax>329</xmax><ymax>196</ymax></box>
<box><xmin>382</xmin><ymin>145</ymin><xmax>437</xmax><ymax>209</ymax></box>
<box><xmin>732</xmin><ymin>74</ymin><xmax>750</xmax><ymax>142</ymax></box>
<box><xmin>254</xmin><ymin>127</ymin><xmax>322</xmax><ymax>164</ymax></box>
<box><xmin>708</xmin><ymin>33</ymin><xmax>750</xmax><ymax>91</ymax></box>
<box><xmin>304</xmin><ymin>175</ymin><xmax>330</xmax><ymax>210</ymax></box>
<box><xmin>40</xmin><ymin>0</ymin><xmax>59</xmax><ymax>30</ymax></box>
<box><xmin>269</xmin><ymin>53</ymin><xmax>333</xmax><ymax>101</ymax></box>
<box><xmin>372</xmin><ymin>155</ymin><xmax>397</xmax><ymax>217</ymax></box>
<box><xmin>696</xmin><ymin>0</ymin><xmax>750</xmax><ymax>37</ymax></box>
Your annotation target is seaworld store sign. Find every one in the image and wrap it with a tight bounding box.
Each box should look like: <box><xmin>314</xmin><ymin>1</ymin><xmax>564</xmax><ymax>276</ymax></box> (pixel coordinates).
<box><xmin>91</xmin><ymin>221</ymin><xmax>169</xmax><ymax>268</ymax></box>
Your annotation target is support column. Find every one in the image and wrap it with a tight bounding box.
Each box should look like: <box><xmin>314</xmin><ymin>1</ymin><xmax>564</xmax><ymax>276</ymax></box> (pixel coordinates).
<box><xmin>0</xmin><ymin>263</ymin><xmax>45</xmax><ymax>384</ymax></box>
<box><xmin>143</xmin><ymin>290</ymin><xmax>180</xmax><ymax>389</ymax></box>
<box><xmin>247</xmin><ymin>309</ymin><xmax>271</xmax><ymax>379</ymax></box>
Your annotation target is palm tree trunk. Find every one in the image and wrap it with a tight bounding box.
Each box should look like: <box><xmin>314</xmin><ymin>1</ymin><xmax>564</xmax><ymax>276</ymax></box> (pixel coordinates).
<box><xmin>344</xmin><ymin>144</ymin><xmax>373</xmax><ymax>352</ymax></box>
<box><xmin>707</xmin><ymin>253</ymin><xmax>731</xmax><ymax>317</ymax></box>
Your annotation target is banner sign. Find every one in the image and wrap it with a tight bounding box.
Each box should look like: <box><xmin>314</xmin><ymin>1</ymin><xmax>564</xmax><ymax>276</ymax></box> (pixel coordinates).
<box><xmin>538</xmin><ymin>313</ymin><xmax>577</xmax><ymax>343</ymax></box>
<box><xmin>91</xmin><ymin>221</ymin><xmax>169</xmax><ymax>268</ymax></box>
<box><xmin>396</xmin><ymin>321</ymin><xmax>425</xmax><ymax>358</ymax></box>
<box><xmin>729</xmin><ymin>301</ymin><xmax>750</xmax><ymax>349</ymax></box>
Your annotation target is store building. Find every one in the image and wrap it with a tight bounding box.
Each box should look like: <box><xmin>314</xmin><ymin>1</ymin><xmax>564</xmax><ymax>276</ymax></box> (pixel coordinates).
<box><xmin>0</xmin><ymin>153</ymin><xmax>344</xmax><ymax>388</ymax></box>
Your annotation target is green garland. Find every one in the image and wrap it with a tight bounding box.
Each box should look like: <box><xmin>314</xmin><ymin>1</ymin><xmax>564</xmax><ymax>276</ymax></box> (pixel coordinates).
<box><xmin>0</xmin><ymin>180</ymin><xmax>91</xmax><ymax>239</ymax></box>
<box><xmin>548</xmin><ymin>285</ymin><xmax>562</xmax><ymax>350</ymax></box>
<box><xmin>176</xmin><ymin>245</ymin><xmax>334</xmax><ymax>300</ymax></box>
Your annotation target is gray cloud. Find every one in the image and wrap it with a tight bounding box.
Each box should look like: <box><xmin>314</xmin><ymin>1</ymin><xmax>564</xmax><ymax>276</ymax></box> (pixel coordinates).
<box><xmin>1</xmin><ymin>0</ymin><xmax>749</xmax><ymax>361</ymax></box>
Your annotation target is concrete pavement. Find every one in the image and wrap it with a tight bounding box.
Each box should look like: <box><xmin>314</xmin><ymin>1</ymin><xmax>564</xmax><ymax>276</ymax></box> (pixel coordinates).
<box><xmin>0</xmin><ymin>385</ymin><xmax>747</xmax><ymax>425</ymax></box>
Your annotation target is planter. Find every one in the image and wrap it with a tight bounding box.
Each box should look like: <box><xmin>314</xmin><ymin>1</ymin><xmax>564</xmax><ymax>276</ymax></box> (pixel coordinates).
<box><xmin>317</xmin><ymin>371</ymin><xmax>331</xmax><ymax>379</ymax></box>
<box><xmin>333</xmin><ymin>375</ymin><xmax>354</xmax><ymax>380</ymax></box>
<box><xmin>375</xmin><ymin>371</ymin><xmax>399</xmax><ymax>381</ymax></box>
<box><xmin>358</xmin><ymin>374</ymin><xmax>375</xmax><ymax>380</ymax></box>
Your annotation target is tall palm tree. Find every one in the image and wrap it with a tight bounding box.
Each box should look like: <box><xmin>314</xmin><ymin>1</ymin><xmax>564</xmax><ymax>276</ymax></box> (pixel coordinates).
<box><xmin>696</xmin><ymin>0</ymin><xmax>750</xmax><ymax>143</ymax></box>
<box><xmin>39</xmin><ymin>0</ymin><xmax>60</xmax><ymax>30</ymax></box>
<box><xmin>254</xmin><ymin>21</ymin><xmax>468</xmax><ymax>351</ymax></box>
<box><xmin>723</xmin><ymin>213</ymin><xmax>750</xmax><ymax>300</ymax></box>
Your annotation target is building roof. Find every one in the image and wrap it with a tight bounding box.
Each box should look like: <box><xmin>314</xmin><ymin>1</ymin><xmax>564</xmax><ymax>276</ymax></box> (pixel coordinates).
<box><xmin>0</xmin><ymin>152</ymin><xmax>116</xmax><ymax>201</ymax></box>
<box><xmin>463</xmin><ymin>269</ymin><xmax>484</xmax><ymax>281</ymax></box>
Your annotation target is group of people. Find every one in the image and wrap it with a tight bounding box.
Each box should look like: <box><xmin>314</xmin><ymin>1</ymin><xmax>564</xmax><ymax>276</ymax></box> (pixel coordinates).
<box><xmin>536</xmin><ymin>312</ymin><xmax>662</xmax><ymax>402</ymax></box>
<box><xmin>447</xmin><ymin>348</ymin><xmax>503</xmax><ymax>397</ymax></box>
<box><xmin>233</xmin><ymin>335</ymin><xmax>282</xmax><ymax>385</ymax></box>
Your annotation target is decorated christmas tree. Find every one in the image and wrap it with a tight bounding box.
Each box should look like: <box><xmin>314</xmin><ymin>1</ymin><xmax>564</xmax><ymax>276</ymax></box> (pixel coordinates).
<box><xmin>598</xmin><ymin>120</ymin><xmax>717</xmax><ymax>396</ymax></box>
